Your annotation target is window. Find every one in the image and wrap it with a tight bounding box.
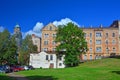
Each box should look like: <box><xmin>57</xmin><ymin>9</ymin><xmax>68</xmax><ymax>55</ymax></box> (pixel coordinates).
<box><xmin>95</xmin><ymin>55</ymin><xmax>99</xmax><ymax>59</ymax></box>
<box><xmin>52</xmin><ymin>48</ymin><xmax>56</xmax><ymax>51</ymax></box>
<box><xmin>89</xmin><ymin>47</ymin><xmax>92</xmax><ymax>53</ymax></box>
<box><xmin>50</xmin><ymin>55</ymin><xmax>53</xmax><ymax>60</ymax></box>
<box><xmin>112</xmin><ymin>33</ymin><xmax>115</xmax><ymax>37</ymax></box>
<box><xmin>113</xmin><ymin>47</ymin><xmax>116</xmax><ymax>52</ymax></box>
<box><xmin>96</xmin><ymin>32</ymin><xmax>102</xmax><ymax>37</ymax></box>
<box><xmin>43</xmin><ymin>48</ymin><xmax>48</xmax><ymax>51</ymax></box>
<box><xmin>53</xmin><ymin>34</ymin><xmax>56</xmax><ymax>38</ymax></box>
<box><xmin>52</xmin><ymin>41</ymin><xmax>56</xmax><ymax>45</ymax></box>
<box><xmin>96</xmin><ymin>47</ymin><xmax>102</xmax><ymax>52</ymax></box>
<box><xmin>90</xmin><ymin>40</ymin><xmax>92</xmax><ymax>44</ymax></box>
<box><xmin>106</xmin><ymin>40</ymin><xmax>108</xmax><ymax>44</ymax></box>
<box><xmin>106</xmin><ymin>33</ymin><xmax>108</xmax><ymax>38</ymax></box>
<box><xmin>84</xmin><ymin>55</ymin><xmax>87</xmax><ymax>60</ymax></box>
<box><xmin>96</xmin><ymin>40</ymin><xmax>101</xmax><ymax>44</ymax></box>
<box><xmin>44</xmin><ymin>41</ymin><xmax>48</xmax><ymax>45</ymax></box>
<box><xmin>90</xmin><ymin>55</ymin><xmax>92</xmax><ymax>60</ymax></box>
<box><xmin>59</xmin><ymin>63</ymin><xmax>62</xmax><ymax>66</ymax></box>
<box><xmin>106</xmin><ymin>47</ymin><xmax>109</xmax><ymax>52</ymax></box>
<box><xmin>95</xmin><ymin>55</ymin><xmax>101</xmax><ymax>59</ymax></box>
<box><xmin>44</xmin><ymin>34</ymin><xmax>49</xmax><ymax>38</ymax></box>
<box><xmin>46</xmin><ymin>55</ymin><xmax>48</xmax><ymax>60</ymax></box>
<box><xmin>112</xmin><ymin>40</ymin><xmax>116</xmax><ymax>44</ymax></box>
<box><xmin>50</xmin><ymin>26</ymin><xmax>52</xmax><ymax>30</ymax></box>
<box><xmin>90</xmin><ymin>33</ymin><xmax>92</xmax><ymax>38</ymax></box>
<box><xmin>59</xmin><ymin>56</ymin><xmax>62</xmax><ymax>60</ymax></box>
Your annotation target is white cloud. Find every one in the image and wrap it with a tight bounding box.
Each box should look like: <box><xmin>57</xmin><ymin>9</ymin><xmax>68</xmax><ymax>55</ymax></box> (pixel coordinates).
<box><xmin>0</xmin><ymin>26</ymin><xmax>4</xmax><ymax>32</ymax></box>
<box><xmin>23</xmin><ymin>22</ymin><xmax>44</xmax><ymax>38</ymax></box>
<box><xmin>23</xmin><ymin>18</ymin><xmax>80</xmax><ymax>38</ymax></box>
<box><xmin>53</xmin><ymin>18</ymin><xmax>80</xmax><ymax>27</ymax></box>
<box><xmin>33</xmin><ymin>22</ymin><xmax>44</xmax><ymax>33</ymax></box>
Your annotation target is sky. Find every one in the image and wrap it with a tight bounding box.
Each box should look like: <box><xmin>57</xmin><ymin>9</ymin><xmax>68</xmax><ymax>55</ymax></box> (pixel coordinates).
<box><xmin>0</xmin><ymin>0</ymin><xmax>120</xmax><ymax>37</ymax></box>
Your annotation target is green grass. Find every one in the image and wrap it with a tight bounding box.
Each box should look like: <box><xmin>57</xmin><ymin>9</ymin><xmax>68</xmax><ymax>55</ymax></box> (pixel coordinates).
<box><xmin>16</xmin><ymin>58</ymin><xmax>120</xmax><ymax>80</ymax></box>
<box><xmin>0</xmin><ymin>73</ymin><xmax>14</xmax><ymax>80</ymax></box>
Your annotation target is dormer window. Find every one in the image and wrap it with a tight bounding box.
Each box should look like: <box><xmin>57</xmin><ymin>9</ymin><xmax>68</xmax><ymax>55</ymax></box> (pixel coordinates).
<box><xmin>50</xmin><ymin>26</ymin><xmax>52</xmax><ymax>30</ymax></box>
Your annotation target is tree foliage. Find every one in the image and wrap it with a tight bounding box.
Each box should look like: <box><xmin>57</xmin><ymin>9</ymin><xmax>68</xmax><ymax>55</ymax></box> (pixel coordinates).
<box><xmin>0</xmin><ymin>30</ymin><xmax>17</xmax><ymax>65</ymax></box>
<box><xmin>56</xmin><ymin>23</ymin><xmax>88</xmax><ymax>67</ymax></box>
<box><xmin>19</xmin><ymin>35</ymin><xmax>37</xmax><ymax>65</ymax></box>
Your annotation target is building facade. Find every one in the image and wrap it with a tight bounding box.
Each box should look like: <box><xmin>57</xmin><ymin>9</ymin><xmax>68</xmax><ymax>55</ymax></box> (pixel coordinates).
<box><xmin>82</xmin><ymin>26</ymin><xmax>119</xmax><ymax>60</ymax></box>
<box><xmin>41</xmin><ymin>21</ymin><xmax>120</xmax><ymax>61</ymax></box>
<box><xmin>29</xmin><ymin>52</ymin><xmax>65</xmax><ymax>68</ymax></box>
<box><xmin>32</xmin><ymin>34</ymin><xmax>41</xmax><ymax>52</ymax></box>
<box><xmin>41</xmin><ymin>23</ymin><xmax>57</xmax><ymax>52</ymax></box>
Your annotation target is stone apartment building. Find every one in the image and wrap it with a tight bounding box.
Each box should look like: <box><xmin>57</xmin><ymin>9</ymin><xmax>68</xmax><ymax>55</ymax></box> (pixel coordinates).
<box><xmin>41</xmin><ymin>20</ymin><xmax>120</xmax><ymax>61</ymax></box>
<box><xmin>41</xmin><ymin>23</ymin><xmax>57</xmax><ymax>52</ymax></box>
<box><xmin>30</xmin><ymin>20</ymin><xmax>120</xmax><ymax>68</ymax></box>
<box><xmin>31</xmin><ymin>34</ymin><xmax>41</xmax><ymax>52</ymax></box>
<box><xmin>82</xmin><ymin>24</ymin><xmax>119</xmax><ymax>60</ymax></box>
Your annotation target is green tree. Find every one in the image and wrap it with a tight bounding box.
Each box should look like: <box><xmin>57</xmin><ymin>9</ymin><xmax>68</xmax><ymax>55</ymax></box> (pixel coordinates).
<box><xmin>0</xmin><ymin>29</ymin><xmax>17</xmax><ymax>65</ymax></box>
<box><xmin>56</xmin><ymin>23</ymin><xmax>88</xmax><ymax>67</ymax></box>
<box><xmin>19</xmin><ymin>35</ymin><xmax>37</xmax><ymax>65</ymax></box>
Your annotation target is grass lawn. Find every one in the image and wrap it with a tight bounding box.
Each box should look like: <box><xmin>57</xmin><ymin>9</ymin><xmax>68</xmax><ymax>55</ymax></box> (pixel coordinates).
<box><xmin>16</xmin><ymin>58</ymin><xmax>120</xmax><ymax>80</ymax></box>
<box><xmin>0</xmin><ymin>73</ymin><xmax>14</xmax><ymax>80</ymax></box>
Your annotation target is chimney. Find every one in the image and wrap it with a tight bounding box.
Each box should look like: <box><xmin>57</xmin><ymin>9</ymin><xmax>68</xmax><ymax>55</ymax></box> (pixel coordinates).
<box><xmin>32</xmin><ymin>34</ymin><xmax>35</xmax><ymax>37</ymax></box>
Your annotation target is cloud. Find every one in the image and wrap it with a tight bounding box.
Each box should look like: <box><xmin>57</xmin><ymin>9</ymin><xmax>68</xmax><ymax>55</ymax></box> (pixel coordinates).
<box><xmin>23</xmin><ymin>18</ymin><xmax>80</xmax><ymax>38</ymax></box>
<box><xmin>53</xmin><ymin>18</ymin><xmax>80</xmax><ymax>27</ymax></box>
<box><xmin>33</xmin><ymin>22</ymin><xmax>44</xmax><ymax>33</ymax></box>
<box><xmin>0</xmin><ymin>26</ymin><xmax>4</xmax><ymax>32</ymax></box>
<box><xmin>23</xmin><ymin>22</ymin><xmax>44</xmax><ymax>38</ymax></box>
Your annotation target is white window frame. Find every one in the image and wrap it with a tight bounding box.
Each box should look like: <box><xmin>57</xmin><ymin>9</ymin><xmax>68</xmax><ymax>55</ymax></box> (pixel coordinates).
<box><xmin>96</xmin><ymin>40</ymin><xmax>101</xmax><ymax>45</ymax></box>
<box><xmin>112</xmin><ymin>40</ymin><xmax>116</xmax><ymax>44</ymax></box>
<box><xmin>96</xmin><ymin>32</ymin><xmax>102</xmax><ymax>37</ymax></box>
<box><xmin>44</xmin><ymin>34</ymin><xmax>49</xmax><ymax>38</ymax></box>
<box><xmin>96</xmin><ymin>47</ymin><xmax>102</xmax><ymax>52</ymax></box>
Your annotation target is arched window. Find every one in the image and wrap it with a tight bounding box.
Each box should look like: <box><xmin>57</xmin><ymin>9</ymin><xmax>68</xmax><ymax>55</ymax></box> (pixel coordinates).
<box><xmin>50</xmin><ymin>26</ymin><xmax>52</xmax><ymax>30</ymax></box>
<box><xmin>90</xmin><ymin>55</ymin><xmax>92</xmax><ymax>60</ymax></box>
<box><xmin>112</xmin><ymin>33</ymin><xmax>115</xmax><ymax>37</ymax></box>
<box><xmin>106</xmin><ymin>40</ymin><xmax>108</xmax><ymax>44</ymax></box>
<box><xmin>84</xmin><ymin>55</ymin><xmax>87</xmax><ymax>60</ymax></box>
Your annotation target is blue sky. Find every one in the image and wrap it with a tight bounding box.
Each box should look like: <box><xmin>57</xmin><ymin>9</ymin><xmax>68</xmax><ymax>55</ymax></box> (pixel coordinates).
<box><xmin>0</xmin><ymin>0</ymin><xmax>120</xmax><ymax>37</ymax></box>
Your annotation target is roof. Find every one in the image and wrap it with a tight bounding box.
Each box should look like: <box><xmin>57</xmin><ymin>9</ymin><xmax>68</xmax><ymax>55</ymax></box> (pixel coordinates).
<box><xmin>41</xmin><ymin>23</ymin><xmax>57</xmax><ymax>31</ymax></box>
<box><xmin>110</xmin><ymin>20</ymin><xmax>120</xmax><ymax>28</ymax></box>
<box><xmin>15</xmin><ymin>24</ymin><xmax>20</xmax><ymax>28</ymax></box>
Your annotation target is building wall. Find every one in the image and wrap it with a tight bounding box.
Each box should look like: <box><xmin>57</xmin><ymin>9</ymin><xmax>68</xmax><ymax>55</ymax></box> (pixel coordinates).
<box><xmin>32</xmin><ymin>34</ymin><xmax>41</xmax><ymax>52</ymax></box>
<box><xmin>41</xmin><ymin>21</ymin><xmax>120</xmax><ymax>61</ymax></box>
<box><xmin>82</xmin><ymin>28</ymin><xmax>119</xmax><ymax>60</ymax></box>
<box><xmin>29</xmin><ymin>52</ymin><xmax>65</xmax><ymax>68</ymax></box>
<box><xmin>41</xmin><ymin>23</ymin><xmax>57</xmax><ymax>52</ymax></box>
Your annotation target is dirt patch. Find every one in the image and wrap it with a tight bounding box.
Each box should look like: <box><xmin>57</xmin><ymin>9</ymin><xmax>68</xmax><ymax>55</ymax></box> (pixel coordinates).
<box><xmin>7</xmin><ymin>73</ymin><xmax>29</xmax><ymax>80</ymax></box>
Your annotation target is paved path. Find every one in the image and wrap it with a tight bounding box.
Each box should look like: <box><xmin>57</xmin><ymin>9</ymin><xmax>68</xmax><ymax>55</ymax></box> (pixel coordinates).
<box><xmin>7</xmin><ymin>72</ymin><xmax>29</xmax><ymax>80</ymax></box>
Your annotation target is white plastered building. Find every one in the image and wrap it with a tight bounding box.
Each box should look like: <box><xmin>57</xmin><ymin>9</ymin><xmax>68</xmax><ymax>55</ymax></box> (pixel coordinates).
<box><xmin>29</xmin><ymin>52</ymin><xmax>65</xmax><ymax>68</ymax></box>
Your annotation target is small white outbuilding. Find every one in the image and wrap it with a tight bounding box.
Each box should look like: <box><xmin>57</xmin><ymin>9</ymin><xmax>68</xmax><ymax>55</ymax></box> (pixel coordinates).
<box><xmin>29</xmin><ymin>52</ymin><xmax>65</xmax><ymax>68</ymax></box>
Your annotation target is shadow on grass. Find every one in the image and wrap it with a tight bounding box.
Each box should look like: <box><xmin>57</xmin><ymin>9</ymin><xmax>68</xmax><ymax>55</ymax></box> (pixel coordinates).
<box><xmin>26</xmin><ymin>76</ymin><xmax>58</xmax><ymax>80</ymax></box>
<box><xmin>112</xmin><ymin>71</ymin><xmax>120</xmax><ymax>75</ymax></box>
<box><xmin>109</xmin><ymin>56</ymin><xmax>120</xmax><ymax>59</ymax></box>
<box><xmin>0</xmin><ymin>74</ymin><xmax>14</xmax><ymax>80</ymax></box>
<box><xmin>3</xmin><ymin>73</ymin><xmax>58</xmax><ymax>80</ymax></box>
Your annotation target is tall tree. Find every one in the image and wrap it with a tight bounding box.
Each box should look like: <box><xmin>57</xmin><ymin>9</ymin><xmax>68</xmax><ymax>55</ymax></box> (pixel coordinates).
<box><xmin>0</xmin><ymin>29</ymin><xmax>17</xmax><ymax>65</ymax></box>
<box><xmin>56</xmin><ymin>23</ymin><xmax>88</xmax><ymax>67</ymax></box>
<box><xmin>19</xmin><ymin>35</ymin><xmax>37</xmax><ymax>65</ymax></box>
